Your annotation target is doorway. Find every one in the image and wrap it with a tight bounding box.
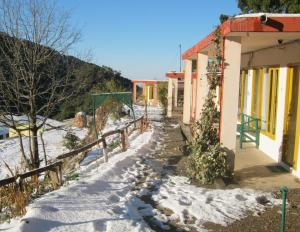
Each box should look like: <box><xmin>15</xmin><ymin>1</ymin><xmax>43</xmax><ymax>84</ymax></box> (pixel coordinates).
<box><xmin>282</xmin><ymin>66</ymin><xmax>300</xmax><ymax>168</ymax></box>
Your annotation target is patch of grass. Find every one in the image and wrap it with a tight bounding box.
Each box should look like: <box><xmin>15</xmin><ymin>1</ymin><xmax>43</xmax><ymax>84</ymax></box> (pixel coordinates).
<box><xmin>108</xmin><ymin>140</ymin><xmax>121</xmax><ymax>150</ymax></box>
<box><xmin>64</xmin><ymin>171</ymin><xmax>80</xmax><ymax>182</ymax></box>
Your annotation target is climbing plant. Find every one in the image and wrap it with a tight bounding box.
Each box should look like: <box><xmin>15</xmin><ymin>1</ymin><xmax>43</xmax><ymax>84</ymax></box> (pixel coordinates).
<box><xmin>188</xmin><ymin>27</ymin><xmax>227</xmax><ymax>184</ymax></box>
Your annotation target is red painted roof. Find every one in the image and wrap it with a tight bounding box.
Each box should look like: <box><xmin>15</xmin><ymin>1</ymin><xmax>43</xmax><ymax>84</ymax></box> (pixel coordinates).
<box><xmin>131</xmin><ymin>80</ymin><xmax>167</xmax><ymax>84</ymax></box>
<box><xmin>165</xmin><ymin>72</ymin><xmax>184</xmax><ymax>79</ymax></box>
<box><xmin>182</xmin><ymin>15</ymin><xmax>300</xmax><ymax>59</ymax></box>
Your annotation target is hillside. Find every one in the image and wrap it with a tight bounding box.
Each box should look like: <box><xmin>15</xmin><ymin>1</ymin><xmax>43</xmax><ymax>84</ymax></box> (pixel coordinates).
<box><xmin>0</xmin><ymin>33</ymin><xmax>132</xmax><ymax>121</ymax></box>
<box><xmin>53</xmin><ymin>56</ymin><xmax>132</xmax><ymax>120</ymax></box>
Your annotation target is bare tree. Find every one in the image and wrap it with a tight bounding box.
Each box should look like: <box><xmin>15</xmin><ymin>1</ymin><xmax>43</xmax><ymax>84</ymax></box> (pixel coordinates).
<box><xmin>0</xmin><ymin>0</ymin><xmax>80</xmax><ymax>170</ymax></box>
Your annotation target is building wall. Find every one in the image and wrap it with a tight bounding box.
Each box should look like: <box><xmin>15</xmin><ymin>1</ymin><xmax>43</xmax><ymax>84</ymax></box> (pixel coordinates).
<box><xmin>241</xmin><ymin>41</ymin><xmax>300</xmax><ymax>175</ymax></box>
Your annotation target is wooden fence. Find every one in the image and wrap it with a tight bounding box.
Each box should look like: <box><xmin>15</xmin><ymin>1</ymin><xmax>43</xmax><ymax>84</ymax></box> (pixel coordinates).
<box><xmin>0</xmin><ymin>116</ymin><xmax>146</xmax><ymax>188</ymax></box>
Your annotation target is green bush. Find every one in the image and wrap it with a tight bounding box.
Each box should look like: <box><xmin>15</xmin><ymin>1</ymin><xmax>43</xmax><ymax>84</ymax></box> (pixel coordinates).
<box><xmin>188</xmin><ymin>27</ymin><xmax>227</xmax><ymax>184</ymax></box>
<box><xmin>63</xmin><ymin>131</ymin><xmax>80</xmax><ymax>150</ymax></box>
<box><xmin>158</xmin><ymin>82</ymin><xmax>168</xmax><ymax>112</ymax></box>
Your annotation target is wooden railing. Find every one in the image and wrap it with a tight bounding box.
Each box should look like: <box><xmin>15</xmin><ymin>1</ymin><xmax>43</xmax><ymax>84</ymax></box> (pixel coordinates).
<box><xmin>0</xmin><ymin>116</ymin><xmax>146</xmax><ymax>188</ymax></box>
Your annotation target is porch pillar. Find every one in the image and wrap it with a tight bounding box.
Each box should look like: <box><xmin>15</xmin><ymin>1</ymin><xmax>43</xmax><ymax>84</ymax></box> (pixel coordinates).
<box><xmin>220</xmin><ymin>38</ymin><xmax>242</xmax><ymax>152</ymax></box>
<box><xmin>167</xmin><ymin>78</ymin><xmax>173</xmax><ymax>117</ymax></box>
<box><xmin>183</xmin><ymin>59</ymin><xmax>192</xmax><ymax>124</ymax></box>
<box><xmin>153</xmin><ymin>83</ymin><xmax>158</xmax><ymax>106</ymax></box>
<box><xmin>132</xmin><ymin>82</ymin><xmax>137</xmax><ymax>103</ymax></box>
<box><xmin>173</xmin><ymin>78</ymin><xmax>178</xmax><ymax>107</ymax></box>
<box><xmin>142</xmin><ymin>83</ymin><xmax>146</xmax><ymax>102</ymax></box>
<box><xmin>191</xmin><ymin>77</ymin><xmax>197</xmax><ymax>120</ymax></box>
<box><xmin>195</xmin><ymin>53</ymin><xmax>208</xmax><ymax>120</ymax></box>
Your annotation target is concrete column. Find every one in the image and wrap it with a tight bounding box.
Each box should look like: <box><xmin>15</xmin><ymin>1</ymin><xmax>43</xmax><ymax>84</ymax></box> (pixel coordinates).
<box><xmin>220</xmin><ymin>38</ymin><xmax>242</xmax><ymax>152</ymax></box>
<box><xmin>195</xmin><ymin>53</ymin><xmax>208</xmax><ymax>120</ymax></box>
<box><xmin>191</xmin><ymin>77</ymin><xmax>197</xmax><ymax>120</ymax></box>
<box><xmin>153</xmin><ymin>83</ymin><xmax>158</xmax><ymax>106</ymax></box>
<box><xmin>183</xmin><ymin>59</ymin><xmax>192</xmax><ymax>124</ymax></box>
<box><xmin>173</xmin><ymin>78</ymin><xmax>178</xmax><ymax>107</ymax></box>
<box><xmin>167</xmin><ymin>78</ymin><xmax>173</xmax><ymax>117</ymax></box>
<box><xmin>133</xmin><ymin>82</ymin><xmax>137</xmax><ymax>103</ymax></box>
<box><xmin>142</xmin><ymin>83</ymin><xmax>146</xmax><ymax>103</ymax></box>
<box><xmin>245</xmin><ymin>70</ymin><xmax>253</xmax><ymax>115</ymax></box>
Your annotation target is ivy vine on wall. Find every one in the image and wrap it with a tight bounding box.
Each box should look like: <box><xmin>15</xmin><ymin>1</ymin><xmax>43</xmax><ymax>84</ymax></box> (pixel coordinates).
<box><xmin>188</xmin><ymin>27</ymin><xmax>227</xmax><ymax>184</ymax></box>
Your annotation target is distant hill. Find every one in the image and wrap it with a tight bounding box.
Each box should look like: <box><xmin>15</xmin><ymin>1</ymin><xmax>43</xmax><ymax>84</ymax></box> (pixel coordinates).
<box><xmin>0</xmin><ymin>33</ymin><xmax>132</xmax><ymax>120</ymax></box>
<box><xmin>53</xmin><ymin>56</ymin><xmax>132</xmax><ymax>120</ymax></box>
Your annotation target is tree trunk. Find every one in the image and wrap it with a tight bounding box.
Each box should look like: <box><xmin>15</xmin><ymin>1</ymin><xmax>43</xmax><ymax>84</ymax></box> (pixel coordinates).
<box><xmin>40</xmin><ymin>132</ymin><xmax>47</xmax><ymax>166</ymax></box>
<box><xmin>31</xmin><ymin>128</ymin><xmax>40</xmax><ymax>169</ymax></box>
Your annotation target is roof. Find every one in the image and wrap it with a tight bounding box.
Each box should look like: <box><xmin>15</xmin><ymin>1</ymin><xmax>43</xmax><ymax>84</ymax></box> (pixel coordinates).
<box><xmin>131</xmin><ymin>80</ymin><xmax>168</xmax><ymax>84</ymax></box>
<box><xmin>183</xmin><ymin>14</ymin><xmax>300</xmax><ymax>59</ymax></box>
<box><xmin>165</xmin><ymin>72</ymin><xmax>184</xmax><ymax>79</ymax></box>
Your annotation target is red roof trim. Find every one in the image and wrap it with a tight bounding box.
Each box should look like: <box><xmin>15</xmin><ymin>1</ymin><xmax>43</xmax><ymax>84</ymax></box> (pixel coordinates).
<box><xmin>131</xmin><ymin>80</ymin><xmax>167</xmax><ymax>84</ymax></box>
<box><xmin>182</xmin><ymin>16</ymin><xmax>300</xmax><ymax>59</ymax></box>
<box><xmin>165</xmin><ymin>72</ymin><xmax>184</xmax><ymax>79</ymax></box>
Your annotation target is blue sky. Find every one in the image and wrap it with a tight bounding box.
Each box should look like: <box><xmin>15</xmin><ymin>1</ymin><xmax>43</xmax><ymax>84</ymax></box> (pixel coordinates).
<box><xmin>60</xmin><ymin>0</ymin><xmax>240</xmax><ymax>80</ymax></box>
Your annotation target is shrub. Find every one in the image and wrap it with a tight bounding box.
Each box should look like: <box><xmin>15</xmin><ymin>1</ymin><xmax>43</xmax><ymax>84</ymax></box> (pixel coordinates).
<box><xmin>63</xmin><ymin>131</ymin><xmax>80</xmax><ymax>150</ymax></box>
<box><xmin>188</xmin><ymin>27</ymin><xmax>227</xmax><ymax>184</ymax></box>
<box><xmin>158</xmin><ymin>82</ymin><xmax>168</xmax><ymax>112</ymax></box>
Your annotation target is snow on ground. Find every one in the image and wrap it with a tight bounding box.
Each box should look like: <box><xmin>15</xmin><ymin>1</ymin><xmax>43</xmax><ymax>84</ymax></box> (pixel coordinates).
<box><xmin>0</xmin><ymin>105</ymin><xmax>281</xmax><ymax>232</ymax></box>
<box><xmin>0</xmin><ymin>125</ymin><xmax>155</xmax><ymax>232</ymax></box>
<box><xmin>109</xmin><ymin>155</ymin><xmax>282</xmax><ymax>231</ymax></box>
<box><xmin>0</xmin><ymin>104</ymin><xmax>153</xmax><ymax>179</ymax></box>
<box><xmin>80</xmin><ymin>104</ymin><xmax>164</xmax><ymax>166</ymax></box>
<box><xmin>0</xmin><ymin>120</ymin><xmax>88</xmax><ymax>179</ymax></box>
<box><xmin>133</xmin><ymin>105</ymin><xmax>164</xmax><ymax>121</ymax></box>
<box><xmin>151</xmin><ymin>176</ymin><xmax>281</xmax><ymax>230</ymax></box>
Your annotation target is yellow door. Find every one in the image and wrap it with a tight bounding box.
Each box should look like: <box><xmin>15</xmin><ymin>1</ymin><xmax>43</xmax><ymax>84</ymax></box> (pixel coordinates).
<box><xmin>283</xmin><ymin>66</ymin><xmax>300</xmax><ymax>168</ymax></box>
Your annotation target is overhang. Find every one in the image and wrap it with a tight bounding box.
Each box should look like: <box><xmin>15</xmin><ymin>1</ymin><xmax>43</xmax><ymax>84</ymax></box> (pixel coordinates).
<box><xmin>183</xmin><ymin>14</ymin><xmax>300</xmax><ymax>59</ymax></box>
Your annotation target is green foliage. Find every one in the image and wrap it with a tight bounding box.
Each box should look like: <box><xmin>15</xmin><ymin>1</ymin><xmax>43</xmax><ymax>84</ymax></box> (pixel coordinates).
<box><xmin>93</xmin><ymin>79</ymin><xmax>126</xmax><ymax>120</ymax></box>
<box><xmin>238</xmin><ymin>0</ymin><xmax>300</xmax><ymax>13</ymax></box>
<box><xmin>188</xmin><ymin>27</ymin><xmax>227</xmax><ymax>184</ymax></box>
<box><xmin>108</xmin><ymin>139</ymin><xmax>121</xmax><ymax>150</ymax></box>
<box><xmin>219</xmin><ymin>14</ymin><xmax>230</xmax><ymax>23</ymax></box>
<box><xmin>63</xmin><ymin>131</ymin><xmax>80</xmax><ymax>150</ymax></box>
<box><xmin>158</xmin><ymin>82</ymin><xmax>168</xmax><ymax>112</ymax></box>
<box><xmin>53</xmin><ymin>60</ymin><xmax>132</xmax><ymax>120</ymax></box>
<box><xmin>65</xmin><ymin>171</ymin><xmax>80</xmax><ymax>181</ymax></box>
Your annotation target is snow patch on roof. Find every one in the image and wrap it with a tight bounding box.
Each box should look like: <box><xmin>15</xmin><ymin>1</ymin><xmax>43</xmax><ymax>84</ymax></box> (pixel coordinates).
<box><xmin>235</xmin><ymin>13</ymin><xmax>300</xmax><ymax>18</ymax></box>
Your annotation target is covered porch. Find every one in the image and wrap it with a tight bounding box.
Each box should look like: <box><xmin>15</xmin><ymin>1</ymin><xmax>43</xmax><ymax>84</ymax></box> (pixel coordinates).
<box><xmin>181</xmin><ymin>13</ymin><xmax>300</xmax><ymax>178</ymax></box>
<box><xmin>131</xmin><ymin>80</ymin><xmax>167</xmax><ymax>106</ymax></box>
<box><xmin>234</xmin><ymin>141</ymin><xmax>300</xmax><ymax>190</ymax></box>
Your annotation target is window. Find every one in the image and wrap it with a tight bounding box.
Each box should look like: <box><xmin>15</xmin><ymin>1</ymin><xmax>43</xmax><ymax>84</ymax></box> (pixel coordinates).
<box><xmin>262</xmin><ymin>68</ymin><xmax>279</xmax><ymax>138</ymax></box>
<box><xmin>251</xmin><ymin>68</ymin><xmax>263</xmax><ymax>120</ymax></box>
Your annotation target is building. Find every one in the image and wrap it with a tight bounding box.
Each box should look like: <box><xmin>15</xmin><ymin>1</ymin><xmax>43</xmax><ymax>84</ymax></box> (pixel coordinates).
<box><xmin>165</xmin><ymin>72</ymin><xmax>185</xmax><ymax>117</ymax></box>
<box><xmin>132</xmin><ymin>80</ymin><xmax>168</xmax><ymax>106</ymax></box>
<box><xmin>172</xmin><ymin>13</ymin><xmax>300</xmax><ymax>177</ymax></box>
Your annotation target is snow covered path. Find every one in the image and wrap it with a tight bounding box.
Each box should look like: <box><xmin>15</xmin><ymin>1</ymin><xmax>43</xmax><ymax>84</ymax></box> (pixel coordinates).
<box><xmin>1</xmin><ymin>108</ymin><xmax>282</xmax><ymax>232</ymax></box>
<box><xmin>1</xmin><ymin>126</ymin><xmax>158</xmax><ymax>232</ymax></box>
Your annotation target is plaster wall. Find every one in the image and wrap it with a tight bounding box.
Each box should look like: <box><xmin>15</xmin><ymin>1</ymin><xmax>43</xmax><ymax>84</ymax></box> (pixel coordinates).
<box><xmin>183</xmin><ymin>60</ymin><xmax>192</xmax><ymax>124</ymax></box>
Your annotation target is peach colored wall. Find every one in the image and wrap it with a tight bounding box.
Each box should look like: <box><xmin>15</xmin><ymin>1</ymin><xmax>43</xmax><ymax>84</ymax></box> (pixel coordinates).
<box><xmin>191</xmin><ymin>77</ymin><xmax>197</xmax><ymax>120</ymax></box>
<box><xmin>195</xmin><ymin>53</ymin><xmax>208</xmax><ymax>120</ymax></box>
<box><xmin>220</xmin><ymin>37</ymin><xmax>242</xmax><ymax>152</ymax></box>
<box><xmin>241</xmin><ymin>40</ymin><xmax>300</xmax><ymax>68</ymax></box>
<box><xmin>183</xmin><ymin>59</ymin><xmax>192</xmax><ymax>124</ymax></box>
<box><xmin>167</xmin><ymin>78</ymin><xmax>173</xmax><ymax>117</ymax></box>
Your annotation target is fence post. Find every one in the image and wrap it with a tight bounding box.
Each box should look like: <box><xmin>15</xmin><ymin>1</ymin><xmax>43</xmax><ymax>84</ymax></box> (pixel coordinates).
<box><xmin>120</xmin><ymin>129</ymin><xmax>129</xmax><ymax>151</ymax></box>
<box><xmin>140</xmin><ymin>116</ymin><xmax>144</xmax><ymax>133</ymax></box>
<box><xmin>280</xmin><ymin>186</ymin><xmax>288</xmax><ymax>232</ymax></box>
<box><xmin>57</xmin><ymin>163</ymin><xmax>63</xmax><ymax>186</ymax></box>
<box><xmin>102</xmin><ymin>138</ymin><xmax>108</xmax><ymax>162</ymax></box>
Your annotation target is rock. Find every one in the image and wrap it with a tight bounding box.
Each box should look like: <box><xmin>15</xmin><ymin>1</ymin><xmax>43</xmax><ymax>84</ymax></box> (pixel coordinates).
<box><xmin>74</xmin><ymin>112</ymin><xmax>87</xmax><ymax>128</ymax></box>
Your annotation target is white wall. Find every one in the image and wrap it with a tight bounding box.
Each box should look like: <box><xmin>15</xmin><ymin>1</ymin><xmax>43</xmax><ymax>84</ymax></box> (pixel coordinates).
<box><xmin>241</xmin><ymin>43</ymin><xmax>298</xmax><ymax>169</ymax></box>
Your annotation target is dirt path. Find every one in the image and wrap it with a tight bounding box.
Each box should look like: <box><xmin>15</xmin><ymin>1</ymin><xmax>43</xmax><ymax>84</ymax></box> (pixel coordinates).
<box><xmin>134</xmin><ymin>117</ymin><xmax>300</xmax><ymax>232</ymax></box>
